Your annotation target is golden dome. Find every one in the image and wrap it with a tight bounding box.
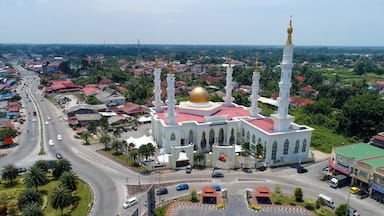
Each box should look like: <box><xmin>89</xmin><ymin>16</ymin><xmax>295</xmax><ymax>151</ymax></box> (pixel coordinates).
<box><xmin>189</xmin><ymin>87</ymin><xmax>209</xmax><ymax>103</ymax></box>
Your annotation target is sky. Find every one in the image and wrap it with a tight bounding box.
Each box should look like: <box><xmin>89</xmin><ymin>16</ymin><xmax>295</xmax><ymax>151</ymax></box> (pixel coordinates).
<box><xmin>1</xmin><ymin>0</ymin><xmax>383</xmax><ymax>46</ymax></box>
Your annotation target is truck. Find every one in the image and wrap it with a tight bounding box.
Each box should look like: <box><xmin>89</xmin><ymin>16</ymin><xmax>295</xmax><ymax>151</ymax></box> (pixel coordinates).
<box><xmin>329</xmin><ymin>175</ymin><xmax>350</xmax><ymax>188</ymax></box>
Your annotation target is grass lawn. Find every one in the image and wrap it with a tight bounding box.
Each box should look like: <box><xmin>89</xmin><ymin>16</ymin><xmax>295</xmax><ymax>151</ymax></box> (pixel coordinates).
<box><xmin>154</xmin><ymin>203</ymin><xmax>171</xmax><ymax>216</ymax></box>
<box><xmin>0</xmin><ymin>176</ymin><xmax>92</xmax><ymax>216</ymax></box>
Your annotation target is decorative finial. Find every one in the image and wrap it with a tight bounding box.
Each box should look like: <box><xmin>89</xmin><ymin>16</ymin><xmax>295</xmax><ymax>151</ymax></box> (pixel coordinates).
<box><xmin>228</xmin><ymin>55</ymin><xmax>232</xmax><ymax>67</ymax></box>
<box><xmin>155</xmin><ymin>56</ymin><xmax>158</xmax><ymax>68</ymax></box>
<box><xmin>286</xmin><ymin>16</ymin><xmax>293</xmax><ymax>45</ymax></box>
<box><xmin>168</xmin><ymin>62</ymin><xmax>173</xmax><ymax>74</ymax></box>
<box><xmin>255</xmin><ymin>55</ymin><xmax>259</xmax><ymax>72</ymax></box>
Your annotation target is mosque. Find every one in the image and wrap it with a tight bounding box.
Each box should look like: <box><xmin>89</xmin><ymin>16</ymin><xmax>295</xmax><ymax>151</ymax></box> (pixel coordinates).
<box><xmin>150</xmin><ymin>19</ymin><xmax>313</xmax><ymax>169</ymax></box>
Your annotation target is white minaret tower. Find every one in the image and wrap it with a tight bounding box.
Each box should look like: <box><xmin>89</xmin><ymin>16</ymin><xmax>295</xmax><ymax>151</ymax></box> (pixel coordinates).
<box><xmin>249</xmin><ymin>57</ymin><xmax>261</xmax><ymax>118</ymax></box>
<box><xmin>271</xmin><ymin>17</ymin><xmax>295</xmax><ymax>132</ymax></box>
<box><xmin>223</xmin><ymin>56</ymin><xmax>234</xmax><ymax>107</ymax></box>
<box><xmin>166</xmin><ymin>63</ymin><xmax>177</xmax><ymax>125</ymax></box>
<box><xmin>152</xmin><ymin>57</ymin><xmax>163</xmax><ymax>112</ymax></box>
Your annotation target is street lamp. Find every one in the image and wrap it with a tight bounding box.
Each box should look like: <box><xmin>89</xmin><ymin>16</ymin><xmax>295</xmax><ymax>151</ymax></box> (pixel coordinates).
<box><xmin>346</xmin><ymin>173</ymin><xmax>356</xmax><ymax>216</ymax></box>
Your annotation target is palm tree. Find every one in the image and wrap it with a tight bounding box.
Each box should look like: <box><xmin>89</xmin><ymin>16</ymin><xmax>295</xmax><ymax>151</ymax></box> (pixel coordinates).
<box><xmin>1</xmin><ymin>164</ymin><xmax>18</xmax><ymax>184</ymax></box>
<box><xmin>32</xmin><ymin>160</ymin><xmax>49</xmax><ymax>173</ymax></box>
<box><xmin>112</xmin><ymin>127</ymin><xmax>121</xmax><ymax>140</ymax></box>
<box><xmin>128</xmin><ymin>143</ymin><xmax>135</xmax><ymax>152</ymax></box>
<box><xmin>194</xmin><ymin>151</ymin><xmax>205</xmax><ymax>168</ymax></box>
<box><xmin>53</xmin><ymin>159</ymin><xmax>72</xmax><ymax>179</ymax></box>
<box><xmin>111</xmin><ymin>140</ymin><xmax>123</xmax><ymax>155</ymax></box>
<box><xmin>23</xmin><ymin>166</ymin><xmax>47</xmax><ymax>191</ymax></box>
<box><xmin>51</xmin><ymin>185</ymin><xmax>72</xmax><ymax>216</ymax></box>
<box><xmin>59</xmin><ymin>171</ymin><xmax>77</xmax><ymax>191</ymax></box>
<box><xmin>99</xmin><ymin>117</ymin><xmax>109</xmax><ymax>133</ymax></box>
<box><xmin>80</xmin><ymin>131</ymin><xmax>91</xmax><ymax>145</ymax></box>
<box><xmin>129</xmin><ymin>149</ymin><xmax>139</xmax><ymax>163</ymax></box>
<box><xmin>146</xmin><ymin>143</ymin><xmax>156</xmax><ymax>158</ymax></box>
<box><xmin>17</xmin><ymin>188</ymin><xmax>43</xmax><ymax>210</ymax></box>
<box><xmin>99</xmin><ymin>133</ymin><xmax>111</xmax><ymax>150</ymax></box>
<box><xmin>138</xmin><ymin>144</ymin><xmax>149</xmax><ymax>160</ymax></box>
<box><xmin>21</xmin><ymin>202</ymin><xmax>43</xmax><ymax>216</ymax></box>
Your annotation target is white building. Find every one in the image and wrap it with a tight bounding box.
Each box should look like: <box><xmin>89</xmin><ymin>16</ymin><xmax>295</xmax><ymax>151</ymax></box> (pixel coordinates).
<box><xmin>150</xmin><ymin>19</ymin><xmax>313</xmax><ymax>167</ymax></box>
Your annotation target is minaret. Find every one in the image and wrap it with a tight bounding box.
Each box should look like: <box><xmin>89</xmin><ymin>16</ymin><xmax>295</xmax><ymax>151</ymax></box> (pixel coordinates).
<box><xmin>152</xmin><ymin>57</ymin><xmax>163</xmax><ymax>112</ymax></box>
<box><xmin>223</xmin><ymin>56</ymin><xmax>234</xmax><ymax>107</ymax></box>
<box><xmin>166</xmin><ymin>63</ymin><xmax>177</xmax><ymax>125</ymax></box>
<box><xmin>250</xmin><ymin>56</ymin><xmax>261</xmax><ymax>118</ymax></box>
<box><xmin>271</xmin><ymin>17</ymin><xmax>295</xmax><ymax>132</ymax></box>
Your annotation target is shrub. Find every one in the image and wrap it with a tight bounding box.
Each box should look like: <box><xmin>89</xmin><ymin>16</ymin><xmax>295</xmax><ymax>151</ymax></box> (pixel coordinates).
<box><xmin>190</xmin><ymin>189</ymin><xmax>199</xmax><ymax>202</ymax></box>
<box><xmin>274</xmin><ymin>184</ymin><xmax>281</xmax><ymax>194</ymax></box>
<box><xmin>216</xmin><ymin>204</ymin><xmax>225</xmax><ymax>209</ymax></box>
<box><xmin>251</xmin><ymin>205</ymin><xmax>261</xmax><ymax>211</ymax></box>
<box><xmin>294</xmin><ymin>187</ymin><xmax>303</xmax><ymax>202</ymax></box>
<box><xmin>304</xmin><ymin>201</ymin><xmax>315</xmax><ymax>211</ymax></box>
<box><xmin>316</xmin><ymin>197</ymin><xmax>324</xmax><ymax>209</ymax></box>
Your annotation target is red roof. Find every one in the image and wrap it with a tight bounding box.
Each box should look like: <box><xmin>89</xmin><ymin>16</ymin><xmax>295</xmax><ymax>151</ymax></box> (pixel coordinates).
<box><xmin>290</xmin><ymin>96</ymin><xmax>314</xmax><ymax>106</ymax></box>
<box><xmin>0</xmin><ymin>120</ymin><xmax>14</xmax><ymax>129</ymax></box>
<box><xmin>248</xmin><ymin>118</ymin><xmax>274</xmax><ymax>133</ymax></box>
<box><xmin>296</xmin><ymin>76</ymin><xmax>305</xmax><ymax>82</ymax></box>
<box><xmin>372</xmin><ymin>134</ymin><xmax>384</xmax><ymax>141</ymax></box>
<box><xmin>46</xmin><ymin>79</ymin><xmax>82</xmax><ymax>92</ymax></box>
<box><xmin>118</xmin><ymin>102</ymin><xmax>146</xmax><ymax>115</ymax></box>
<box><xmin>155</xmin><ymin>105</ymin><xmax>250</xmax><ymax>125</ymax></box>
<box><xmin>99</xmin><ymin>77</ymin><xmax>113</xmax><ymax>85</ymax></box>
<box><xmin>85</xmin><ymin>84</ymin><xmax>98</xmax><ymax>88</ymax></box>
<box><xmin>8</xmin><ymin>102</ymin><xmax>20</xmax><ymax>112</ymax></box>
<box><xmin>255</xmin><ymin>186</ymin><xmax>272</xmax><ymax>198</ymax></box>
<box><xmin>299</xmin><ymin>86</ymin><xmax>315</xmax><ymax>93</ymax></box>
<box><xmin>202</xmin><ymin>187</ymin><xmax>217</xmax><ymax>198</ymax></box>
<box><xmin>82</xmin><ymin>87</ymin><xmax>100</xmax><ymax>95</ymax></box>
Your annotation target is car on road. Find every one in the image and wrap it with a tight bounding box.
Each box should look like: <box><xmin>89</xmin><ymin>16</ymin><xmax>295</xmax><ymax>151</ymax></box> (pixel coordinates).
<box><xmin>176</xmin><ymin>183</ymin><xmax>189</xmax><ymax>191</ymax></box>
<box><xmin>45</xmin><ymin>121</ymin><xmax>49</xmax><ymax>125</ymax></box>
<box><xmin>242</xmin><ymin>168</ymin><xmax>253</xmax><ymax>173</ymax></box>
<box><xmin>211</xmin><ymin>185</ymin><xmax>221</xmax><ymax>191</ymax></box>
<box><xmin>48</xmin><ymin>139</ymin><xmax>54</xmax><ymax>146</ymax></box>
<box><xmin>56</xmin><ymin>153</ymin><xmax>63</xmax><ymax>159</ymax></box>
<box><xmin>350</xmin><ymin>187</ymin><xmax>361</xmax><ymax>194</ymax></box>
<box><xmin>18</xmin><ymin>167</ymin><xmax>27</xmax><ymax>174</ymax></box>
<box><xmin>32</xmin><ymin>118</ymin><xmax>37</xmax><ymax>122</ymax></box>
<box><xmin>258</xmin><ymin>166</ymin><xmax>267</xmax><ymax>171</ymax></box>
<box><xmin>57</xmin><ymin>134</ymin><xmax>63</xmax><ymax>141</ymax></box>
<box><xmin>156</xmin><ymin>187</ymin><xmax>168</xmax><ymax>195</ymax></box>
<box><xmin>356</xmin><ymin>190</ymin><xmax>369</xmax><ymax>199</ymax></box>
<box><xmin>212</xmin><ymin>172</ymin><xmax>224</xmax><ymax>178</ymax></box>
<box><xmin>297</xmin><ymin>166</ymin><xmax>308</xmax><ymax>173</ymax></box>
<box><xmin>123</xmin><ymin>197</ymin><xmax>138</xmax><ymax>209</ymax></box>
<box><xmin>74</xmin><ymin>134</ymin><xmax>81</xmax><ymax>139</ymax></box>
<box><xmin>186</xmin><ymin>165</ymin><xmax>192</xmax><ymax>174</ymax></box>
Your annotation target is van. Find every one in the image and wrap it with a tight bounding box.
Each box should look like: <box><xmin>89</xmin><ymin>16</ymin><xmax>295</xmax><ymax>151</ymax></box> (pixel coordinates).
<box><xmin>123</xmin><ymin>197</ymin><xmax>138</xmax><ymax>209</ymax></box>
<box><xmin>186</xmin><ymin>165</ymin><xmax>192</xmax><ymax>174</ymax></box>
<box><xmin>318</xmin><ymin>193</ymin><xmax>335</xmax><ymax>209</ymax></box>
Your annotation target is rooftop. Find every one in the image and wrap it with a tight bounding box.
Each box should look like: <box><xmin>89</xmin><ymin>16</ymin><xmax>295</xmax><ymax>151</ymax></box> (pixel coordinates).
<box><xmin>335</xmin><ymin>143</ymin><xmax>384</xmax><ymax>160</ymax></box>
<box><xmin>360</xmin><ymin>156</ymin><xmax>384</xmax><ymax>170</ymax></box>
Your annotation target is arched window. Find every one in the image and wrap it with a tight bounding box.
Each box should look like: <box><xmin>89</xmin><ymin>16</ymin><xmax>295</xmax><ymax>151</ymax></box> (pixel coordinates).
<box><xmin>209</xmin><ymin>129</ymin><xmax>215</xmax><ymax>145</ymax></box>
<box><xmin>218</xmin><ymin>128</ymin><xmax>224</xmax><ymax>145</ymax></box>
<box><xmin>229</xmin><ymin>129</ymin><xmax>235</xmax><ymax>144</ymax></box>
<box><xmin>170</xmin><ymin>133</ymin><xmax>176</xmax><ymax>141</ymax></box>
<box><xmin>294</xmin><ymin>140</ymin><xmax>299</xmax><ymax>153</ymax></box>
<box><xmin>242</xmin><ymin>128</ymin><xmax>245</xmax><ymax>137</ymax></box>
<box><xmin>246</xmin><ymin>131</ymin><xmax>250</xmax><ymax>142</ymax></box>
<box><xmin>272</xmin><ymin>141</ymin><xmax>278</xmax><ymax>160</ymax></box>
<box><xmin>188</xmin><ymin>130</ymin><xmax>193</xmax><ymax>144</ymax></box>
<box><xmin>252</xmin><ymin>135</ymin><xmax>256</xmax><ymax>144</ymax></box>
<box><xmin>283</xmin><ymin>139</ymin><xmax>289</xmax><ymax>155</ymax></box>
<box><xmin>302</xmin><ymin>139</ymin><xmax>307</xmax><ymax>152</ymax></box>
<box><xmin>201</xmin><ymin>132</ymin><xmax>206</xmax><ymax>151</ymax></box>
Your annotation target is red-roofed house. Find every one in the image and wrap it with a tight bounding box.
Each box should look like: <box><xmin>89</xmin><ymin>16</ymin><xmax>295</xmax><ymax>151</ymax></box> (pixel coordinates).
<box><xmin>369</xmin><ymin>132</ymin><xmax>384</xmax><ymax>149</ymax></box>
<box><xmin>8</xmin><ymin>102</ymin><xmax>20</xmax><ymax>113</ymax></box>
<box><xmin>117</xmin><ymin>102</ymin><xmax>147</xmax><ymax>115</ymax></box>
<box><xmin>297</xmin><ymin>86</ymin><xmax>317</xmax><ymax>97</ymax></box>
<box><xmin>99</xmin><ymin>77</ymin><xmax>114</xmax><ymax>85</ymax></box>
<box><xmin>0</xmin><ymin>120</ymin><xmax>14</xmax><ymax>129</ymax></box>
<box><xmin>82</xmin><ymin>87</ymin><xmax>100</xmax><ymax>96</ymax></box>
<box><xmin>296</xmin><ymin>76</ymin><xmax>305</xmax><ymax>83</ymax></box>
<box><xmin>45</xmin><ymin>79</ymin><xmax>82</xmax><ymax>93</ymax></box>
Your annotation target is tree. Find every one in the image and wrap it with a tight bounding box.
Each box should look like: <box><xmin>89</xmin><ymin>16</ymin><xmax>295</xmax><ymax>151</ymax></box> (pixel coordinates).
<box><xmin>53</xmin><ymin>159</ymin><xmax>72</xmax><ymax>179</ymax></box>
<box><xmin>0</xmin><ymin>128</ymin><xmax>18</xmax><ymax>141</ymax></box>
<box><xmin>80</xmin><ymin>131</ymin><xmax>91</xmax><ymax>145</ymax></box>
<box><xmin>111</xmin><ymin>140</ymin><xmax>123</xmax><ymax>155</ymax></box>
<box><xmin>51</xmin><ymin>185</ymin><xmax>72</xmax><ymax>216</ymax></box>
<box><xmin>194</xmin><ymin>151</ymin><xmax>205</xmax><ymax>168</ymax></box>
<box><xmin>146</xmin><ymin>143</ymin><xmax>155</xmax><ymax>158</ymax></box>
<box><xmin>113</xmin><ymin>127</ymin><xmax>121</xmax><ymax>140</ymax></box>
<box><xmin>59</xmin><ymin>171</ymin><xmax>77</xmax><ymax>192</ymax></box>
<box><xmin>99</xmin><ymin>133</ymin><xmax>111</xmax><ymax>150</ymax></box>
<box><xmin>335</xmin><ymin>203</ymin><xmax>348</xmax><ymax>216</ymax></box>
<box><xmin>17</xmin><ymin>188</ymin><xmax>43</xmax><ymax>210</ymax></box>
<box><xmin>294</xmin><ymin>187</ymin><xmax>303</xmax><ymax>202</ymax></box>
<box><xmin>128</xmin><ymin>143</ymin><xmax>135</xmax><ymax>152</ymax></box>
<box><xmin>129</xmin><ymin>149</ymin><xmax>139</xmax><ymax>163</ymax></box>
<box><xmin>256</xmin><ymin>144</ymin><xmax>264</xmax><ymax>158</ymax></box>
<box><xmin>32</xmin><ymin>160</ymin><xmax>49</xmax><ymax>173</ymax></box>
<box><xmin>138</xmin><ymin>144</ymin><xmax>149</xmax><ymax>160</ymax></box>
<box><xmin>87</xmin><ymin>122</ymin><xmax>97</xmax><ymax>134</ymax></box>
<box><xmin>190</xmin><ymin>188</ymin><xmax>199</xmax><ymax>202</ymax></box>
<box><xmin>1</xmin><ymin>164</ymin><xmax>18</xmax><ymax>184</ymax></box>
<box><xmin>316</xmin><ymin>197</ymin><xmax>324</xmax><ymax>209</ymax></box>
<box><xmin>23</xmin><ymin>166</ymin><xmax>47</xmax><ymax>191</ymax></box>
<box><xmin>99</xmin><ymin>117</ymin><xmax>109</xmax><ymax>133</ymax></box>
<box><xmin>21</xmin><ymin>202</ymin><xmax>43</xmax><ymax>216</ymax></box>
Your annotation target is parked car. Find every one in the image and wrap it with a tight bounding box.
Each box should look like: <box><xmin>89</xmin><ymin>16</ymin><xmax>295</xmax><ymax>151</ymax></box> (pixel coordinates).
<box><xmin>258</xmin><ymin>166</ymin><xmax>267</xmax><ymax>171</ymax></box>
<box><xmin>212</xmin><ymin>172</ymin><xmax>224</xmax><ymax>178</ymax></box>
<box><xmin>156</xmin><ymin>187</ymin><xmax>168</xmax><ymax>195</ymax></box>
<box><xmin>350</xmin><ymin>187</ymin><xmax>361</xmax><ymax>194</ymax></box>
<box><xmin>186</xmin><ymin>165</ymin><xmax>192</xmax><ymax>174</ymax></box>
<box><xmin>211</xmin><ymin>185</ymin><xmax>221</xmax><ymax>191</ymax></box>
<box><xmin>176</xmin><ymin>183</ymin><xmax>189</xmax><ymax>191</ymax></box>
<box><xmin>297</xmin><ymin>166</ymin><xmax>308</xmax><ymax>173</ymax></box>
<box><xmin>356</xmin><ymin>190</ymin><xmax>369</xmax><ymax>199</ymax></box>
<box><xmin>17</xmin><ymin>167</ymin><xmax>27</xmax><ymax>174</ymax></box>
<box><xmin>242</xmin><ymin>168</ymin><xmax>253</xmax><ymax>173</ymax></box>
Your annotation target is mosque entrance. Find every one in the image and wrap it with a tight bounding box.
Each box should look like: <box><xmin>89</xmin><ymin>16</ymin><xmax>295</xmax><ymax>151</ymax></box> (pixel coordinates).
<box><xmin>175</xmin><ymin>150</ymin><xmax>189</xmax><ymax>167</ymax></box>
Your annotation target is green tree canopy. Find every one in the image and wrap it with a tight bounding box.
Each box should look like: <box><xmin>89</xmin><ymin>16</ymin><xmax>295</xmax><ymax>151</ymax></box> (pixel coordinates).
<box><xmin>21</xmin><ymin>202</ymin><xmax>44</xmax><ymax>216</ymax></box>
<box><xmin>23</xmin><ymin>166</ymin><xmax>48</xmax><ymax>191</ymax></box>
<box><xmin>17</xmin><ymin>188</ymin><xmax>43</xmax><ymax>210</ymax></box>
<box><xmin>53</xmin><ymin>159</ymin><xmax>72</xmax><ymax>179</ymax></box>
<box><xmin>51</xmin><ymin>185</ymin><xmax>72</xmax><ymax>216</ymax></box>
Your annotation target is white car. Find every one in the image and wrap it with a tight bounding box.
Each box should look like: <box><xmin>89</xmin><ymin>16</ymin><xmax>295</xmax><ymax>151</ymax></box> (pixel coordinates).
<box><xmin>47</xmin><ymin>117</ymin><xmax>51</xmax><ymax>120</ymax></box>
<box><xmin>45</xmin><ymin>121</ymin><xmax>49</xmax><ymax>125</ymax></box>
<box><xmin>57</xmin><ymin>134</ymin><xmax>63</xmax><ymax>141</ymax></box>
<box><xmin>48</xmin><ymin>139</ymin><xmax>54</xmax><ymax>146</ymax></box>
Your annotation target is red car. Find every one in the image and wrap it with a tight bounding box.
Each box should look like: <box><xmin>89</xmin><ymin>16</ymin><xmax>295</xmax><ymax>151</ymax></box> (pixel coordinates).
<box><xmin>218</xmin><ymin>155</ymin><xmax>226</xmax><ymax>162</ymax></box>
